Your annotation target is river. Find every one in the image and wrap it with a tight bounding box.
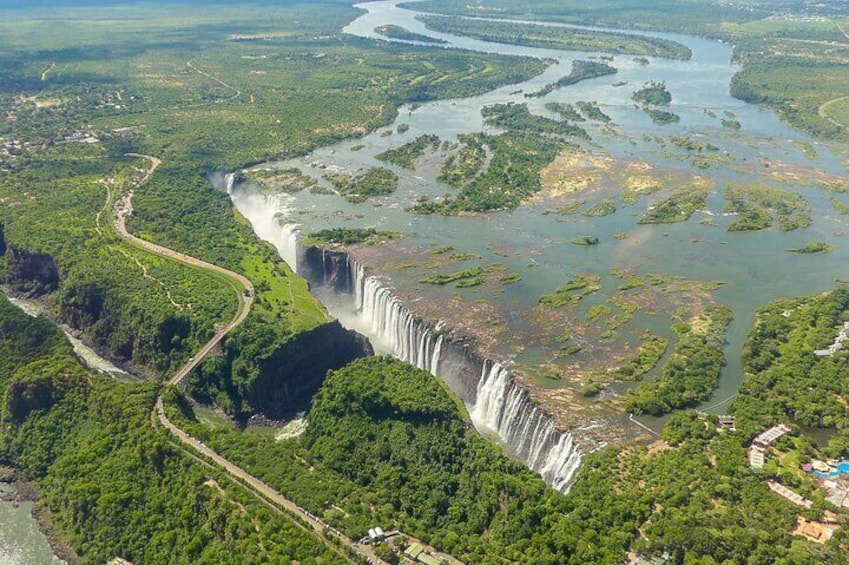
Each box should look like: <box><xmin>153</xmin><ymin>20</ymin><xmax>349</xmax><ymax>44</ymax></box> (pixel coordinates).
<box><xmin>230</xmin><ymin>0</ymin><xmax>849</xmax><ymax>436</ymax></box>
<box><xmin>0</xmin><ymin>483</ymin><xmax>65</xmax><ymax>565</ymax></box>
<box><xmin>0</xmin><ymin>295</ymin><xmax>137</xmax><ymax>562</ymax></box>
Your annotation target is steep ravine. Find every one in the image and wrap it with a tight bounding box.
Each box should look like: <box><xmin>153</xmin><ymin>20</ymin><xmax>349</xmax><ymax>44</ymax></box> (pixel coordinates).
<box><xmin>228</xmin><ymin>179</ymin><xmax>585</xmax><ymax>491</ymax></box>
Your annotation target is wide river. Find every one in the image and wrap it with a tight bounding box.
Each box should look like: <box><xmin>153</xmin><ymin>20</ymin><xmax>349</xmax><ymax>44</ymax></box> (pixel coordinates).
<box><xmin>232</xmin><ymin>0</ymin><xmax>849</xmax><ymax>435</ymax></box>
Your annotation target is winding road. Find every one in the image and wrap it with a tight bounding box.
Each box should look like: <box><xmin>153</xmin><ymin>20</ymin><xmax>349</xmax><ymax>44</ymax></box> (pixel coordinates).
<box><xmin>112</xmin><ymin>154</ymin><xmax>381</xmax><ymax>564</ymax></box>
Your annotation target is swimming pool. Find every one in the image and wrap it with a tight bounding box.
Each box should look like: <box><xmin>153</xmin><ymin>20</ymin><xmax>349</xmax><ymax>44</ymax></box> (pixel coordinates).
<box><xmin>812</xmin><ymin>462</ymin><xmax>849</xmax><ymax>479</ymax></box>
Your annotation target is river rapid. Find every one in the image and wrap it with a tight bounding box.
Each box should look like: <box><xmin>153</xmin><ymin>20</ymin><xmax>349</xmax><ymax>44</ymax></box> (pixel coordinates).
<box><xmin>232</xmin><ymin>1</ymin><xmax>848</xmax><ymax>452</ymax></box>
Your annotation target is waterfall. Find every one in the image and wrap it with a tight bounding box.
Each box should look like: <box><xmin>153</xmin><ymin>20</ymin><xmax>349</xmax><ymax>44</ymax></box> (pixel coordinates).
<box><xmin>224</xmin><ymin>172</ymin><xmax>236</xmax><ymax>194</ymax></box>
<box><xmin>471</xmin><ymin>361</ymin><xmax>582</xmax><ymax>491</ymax></box>
<box><xmin>226</xmin><ymin>184</ymin><xmax>583</xmax><ymax>491</ymax></box>
<box><xmin>348</xmin><ymin>258</ymin><xmax>581</xmax><ymax>491</ymax></box>
<box><xmin>352</xmin><ymin>262</ymin><xmax>442</xmax><ymax>374</ymax></box>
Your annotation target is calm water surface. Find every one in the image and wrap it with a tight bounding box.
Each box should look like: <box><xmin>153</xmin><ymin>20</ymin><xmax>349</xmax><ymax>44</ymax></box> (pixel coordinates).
<box><xmin>236</xmin><ymin>2</ymin><xmax>849</xmax><ymax>427</ymax></box>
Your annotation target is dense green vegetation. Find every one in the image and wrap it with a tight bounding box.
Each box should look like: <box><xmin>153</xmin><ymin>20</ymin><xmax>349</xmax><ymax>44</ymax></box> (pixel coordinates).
<box><xmin>325</xmin><ymin>167</ymin><xmax>399</xmax><ymax>203</ymax></box>
<box><xmin>576</xmin><ymin>101</ymin><xmax>612</xmax><ymax>122</ymax></box>
<box><xmin>375</xmin><ymin>134</ymin><xmax>440</xmax><ymax>169</ymax></box>
<box><xmin>481</xmin><ymin>103</ymin><xmax>589</xmax><ymax>139</ymax></box>
<box><xmin>632</xmin><ymin>81</ymin><xmax>672</xmax><ymax>106</ymax></box>
<box><xmin>787</xmin><ymin>241</ymin><xmax>833</xmax><ymax>254</ymax></box>
<box><xmin>164</xmin><ymin>356</ymin><xmax>649</xmax><ymax>564</ymax></box>
<box><xmin>375</xmin><ymin>24</ymin><xmax>448</xmax><ymax>44</ymax></box>
<box><xmin>725</xmin><ymin>182</ymin><xmax>810</xmax><ymax>232</ymax></box>
<box><xmin>171</xmin><ymin>354</ymin><xmax>849</xmax><ymax>564</ymax></box>
<box><xmin>730</xmin><ymin>43</ymin><xmax>849</xmax><ymax>141</ymax></box>
<box><xmin>305</xmin><ymin>228</ymin><xmax>399</xmax><ymax>246</ymax></box>
<box><xmin>639</xmin><ymin>187</ymin><xmax>710</xmax><ymax>224</ymax></box>
<box><xmin>545</xmin><ymin>102</ymin><xmax>585</xmax><ymax>122</ymax></box>
<box><xmin>246</xmin><ymin>167</ymin><xmax>317</xmax><ymax>194</ymax></box>
<box><xmin>414</xmin><ymin>131</ymin><xmax>564</xmax><ymax>213</ymax></box>
<box><xmin>625</xmin><ymin>305</ymin><xmax>732</xmax><ymax>415</ymax></box>
<box><xmin>417</xmin><ymin>14</ymin><xmax>692</xmax><ymax>59</ymax></box>
<box><xmin>420</xmin><ymin>265</ymin><xmax>484</xmax><ymax>287</ymax></box>
<box><xmin>644</xmin><ymin>108</ymin><xmax>680</xmax><ymax>125</ymax></box>
<box><xmin>538</xmin><ymin>273</ymin><xmax>601</xmax><ymax>307</ymax></box>
<box><xmin>734</xmin><ymin>289</ymin><xmax>849</xmax><ymax>453</ymax></box>
<box><xmin>526</xmin><ymin>60</ymin><xmax>617</xmax><ymax>98</ymax></box>
<box><xmin>0</xmin><ymin>296</ymin><xmax>338</xmax><ymax>563</ymax></box>
<box><xmin>0</xmin><ymin>146</ymin><xmax>235</xmax><ymax>377</ymax></box>
<box><xmin>606</xmin><ymin>333</ymin><xmax>668</xmax><ymax>381</ymax></box>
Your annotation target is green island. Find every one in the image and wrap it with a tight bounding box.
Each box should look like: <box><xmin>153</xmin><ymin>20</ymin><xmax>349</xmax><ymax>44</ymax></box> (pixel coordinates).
<box><xmin>644</xmin><ymin>108</ymin><xmax>681</xmax><ymax>125</ymax></box>
<box><xmin>538</xmin><ymin>273</ymin><xmax>601</xmax><ymax>307</ymax></box>
<box><xmin>639</xmin><ymin>186</ymin><xmax>711</xmax><ymax>224</ymax></box>
<box><xmin>375</xmin><ymin>134</ymin><xmax>440</xmax><ymax>169</ymax></box>
<box><xmin>246</xmin><ymin>167</ymin><xmax>317</xmax><ymax>194</ymax></box>
<box><xmin>787</xmin><ymin>241</ymin><xmax>834</xmax><ymax>254</ymax></box>
<box><xmin>625</xmin><ymin>305</ymin><xmax>733</xmax><ymax>416</ymax></box>
<box><xmin>420</xmin><ymin>265</ymin><xmax>484</xmax><ymax>287</ymax></box>
<box><xmin>481</xmin><ymin>102</ymin><xmax>590</xmax><ymax>139</ymax></box>
<box><xmin>605</xmin><ymin>333</ymin><xmax>669</xmax><ymax>381</ymax></box>
<box><xmin>545</xmin><ymin>101</ymin><xmax>586</xmax><ymax>122</ymax></box>
<box><xmin>414</xmin><ymin>131</ymin><xmax>565</xmax><ymax>213</ymax></box>
<box><xmin>325</xmin><ymin>167</ymin><xmax>400</xmax><ymax>203</ymax></box>
<box><xmin>576</xmin><ymin>101</ymin><xmax>612</xmax><ymax>122</ymax></box>
<box><xmin>632</xmin><ymin>81</ymin><xmax>673</xmax><ymax>106</ymax></box>
<box><xmin>417</xmin><ymin>14</ymin><xmax>692</xmax><ymax>59</ymax></box>
<box><xmin>725</xmin><ymin>182</ymin><xmax>811</xmax><ymax>232</ymax></box>
<box><xmin>304</xmin><ymin>228</ymin><xmax>400</xmax><ymax>246</ymax></box>
<box><xmin>375</xmin><ymin>24</ymin><xmax>449</xmax><ymax>44</ymax></box>
<box><xmin>526</xmin><ymin>60</ymin><xmax>617</xmax><ymax>98</ymax></box>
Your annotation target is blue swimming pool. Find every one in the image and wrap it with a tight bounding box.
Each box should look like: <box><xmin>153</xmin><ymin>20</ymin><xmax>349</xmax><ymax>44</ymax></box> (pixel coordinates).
<box><xmin>812</xmin><ymin>462</ymin><xmax>849</xmax><ymax>479</ymax></box>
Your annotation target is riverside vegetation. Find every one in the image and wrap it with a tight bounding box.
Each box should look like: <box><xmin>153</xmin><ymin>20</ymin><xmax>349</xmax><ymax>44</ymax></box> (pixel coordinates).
<box><xmin>2</xmin><ymin>0</ymin><xmax>849</xmax><ymax>562</ymax></box>
<box><xmin>0</xmin><ymin>0</ymin><xmax>551</xmax><ymax>557</ymax></box>
<box><xmin>414</xmin><ymin>0</ymin><xmax>849</xmax><ymax>141</ymax></box>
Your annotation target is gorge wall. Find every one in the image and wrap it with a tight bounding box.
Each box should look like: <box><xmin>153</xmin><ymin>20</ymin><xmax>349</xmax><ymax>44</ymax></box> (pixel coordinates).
<box><xmin>4</xmin><ymin>246</ymin><xmax>59</xmax><ymax>296</ymax></box>
<box><xmin>298</xmin><ymin>242</ymin><xmax>583</xmax><ymax>491</ymax></box>
<box><xmin>226</xmin><ymin>177</ymin><xmax>584</xmax><ymax>490</ymax></box>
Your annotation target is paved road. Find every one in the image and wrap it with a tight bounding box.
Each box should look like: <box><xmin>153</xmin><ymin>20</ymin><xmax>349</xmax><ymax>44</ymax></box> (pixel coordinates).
<box><xmin>114</xmin><ymin>155</ymin><xmax>379</xmax><ymax>564</ymax></box>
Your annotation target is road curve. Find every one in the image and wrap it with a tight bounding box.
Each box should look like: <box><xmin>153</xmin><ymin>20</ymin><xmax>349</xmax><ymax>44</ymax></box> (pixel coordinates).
<box><xmin>113</xmin><ymin>154</ymin><xmax>379</xmax><ymax>564</ymax></box>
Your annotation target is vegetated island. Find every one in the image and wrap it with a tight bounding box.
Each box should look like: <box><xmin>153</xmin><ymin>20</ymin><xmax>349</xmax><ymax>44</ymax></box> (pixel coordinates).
<box><xmin>412</xmin><ymin>130</ymin><xmax>566</xmax><ymax>214</ymax></box>
<box><xmin>416</xmin><ymin>14</ymin><xmax>692</xmax><ymax>60</ymax></box>
<box><xmin>324</xmin><ymin>167</ymin><xmax>399</xmax><ymax>203</ymax></box>
<box><xmin>375</xmin><ymin>134</ymin><xmax>441</xmax><ymax>169</ymax></box>
<box><xmin>374</xmin><ymin>24</ymin><xmax>448</xmax><ymax>44</ymax></box>
<box><xmin>304</xmin><ymin>227</ymin><xmax>400</xmax><ymax>246</ymax></box>
<box><xmin>786</xmin><ymin>241</ymin><xmax>833</xmax><ymax>254</ymax></box>
<box><xmin>526</xmin><ymin>60</ymin><xmax>617</xmax><ymax>98</ymax></box>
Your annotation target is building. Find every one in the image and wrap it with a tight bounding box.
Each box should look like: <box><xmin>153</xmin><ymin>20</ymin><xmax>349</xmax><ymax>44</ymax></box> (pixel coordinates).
<box><xmin>404</xmin><ymin>543</ymin><xmax>425</xmax><ymax>561</ymax></box>
<box><xmin>753</xmin><ymin>424</ymin><xmax>791</xmax><ymax>448</ymax></box>
<box><xmin>717</xmin><ymin>415</ymin><xmax>736</xmax><ymax>430</ymax></box>
<box><xmin>404</xmin><ymin>543</ymin><xmax>445</xmax><ymax>565</ymax></box>
<box><xmin>767</xmin><ymin>481</ymin><xmax>813</xmax><ymax>509</ymax></box>
<box><xmin>794</xmin><ymin>517</ymin><xmax>838</xmax><ymax>544</ymax></box>
<box><xmin>367</xmin><ymin>527</ymin><xmax>385</xmax><ymax>543</ymax></box>
<box><xmin>749</xmin><ymin>447</ymin><xmax>765</xmax><ymax>469</ymax></box>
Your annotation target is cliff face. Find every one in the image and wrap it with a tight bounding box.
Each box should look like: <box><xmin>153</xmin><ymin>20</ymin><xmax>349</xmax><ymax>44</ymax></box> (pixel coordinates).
<box><xmin>301</xmin><ymin>247</ymin><xmax>353</xmax><ymax>293</ymax></box>
<box><xmin>5</xmin><ymin>246</ymin><xmax>59</xmax><ymax>296</ymax></box>
<box><xmin>244</xmin><ymin>320</ymin><xmax>373</xmax><ymax>419</ymax></box>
